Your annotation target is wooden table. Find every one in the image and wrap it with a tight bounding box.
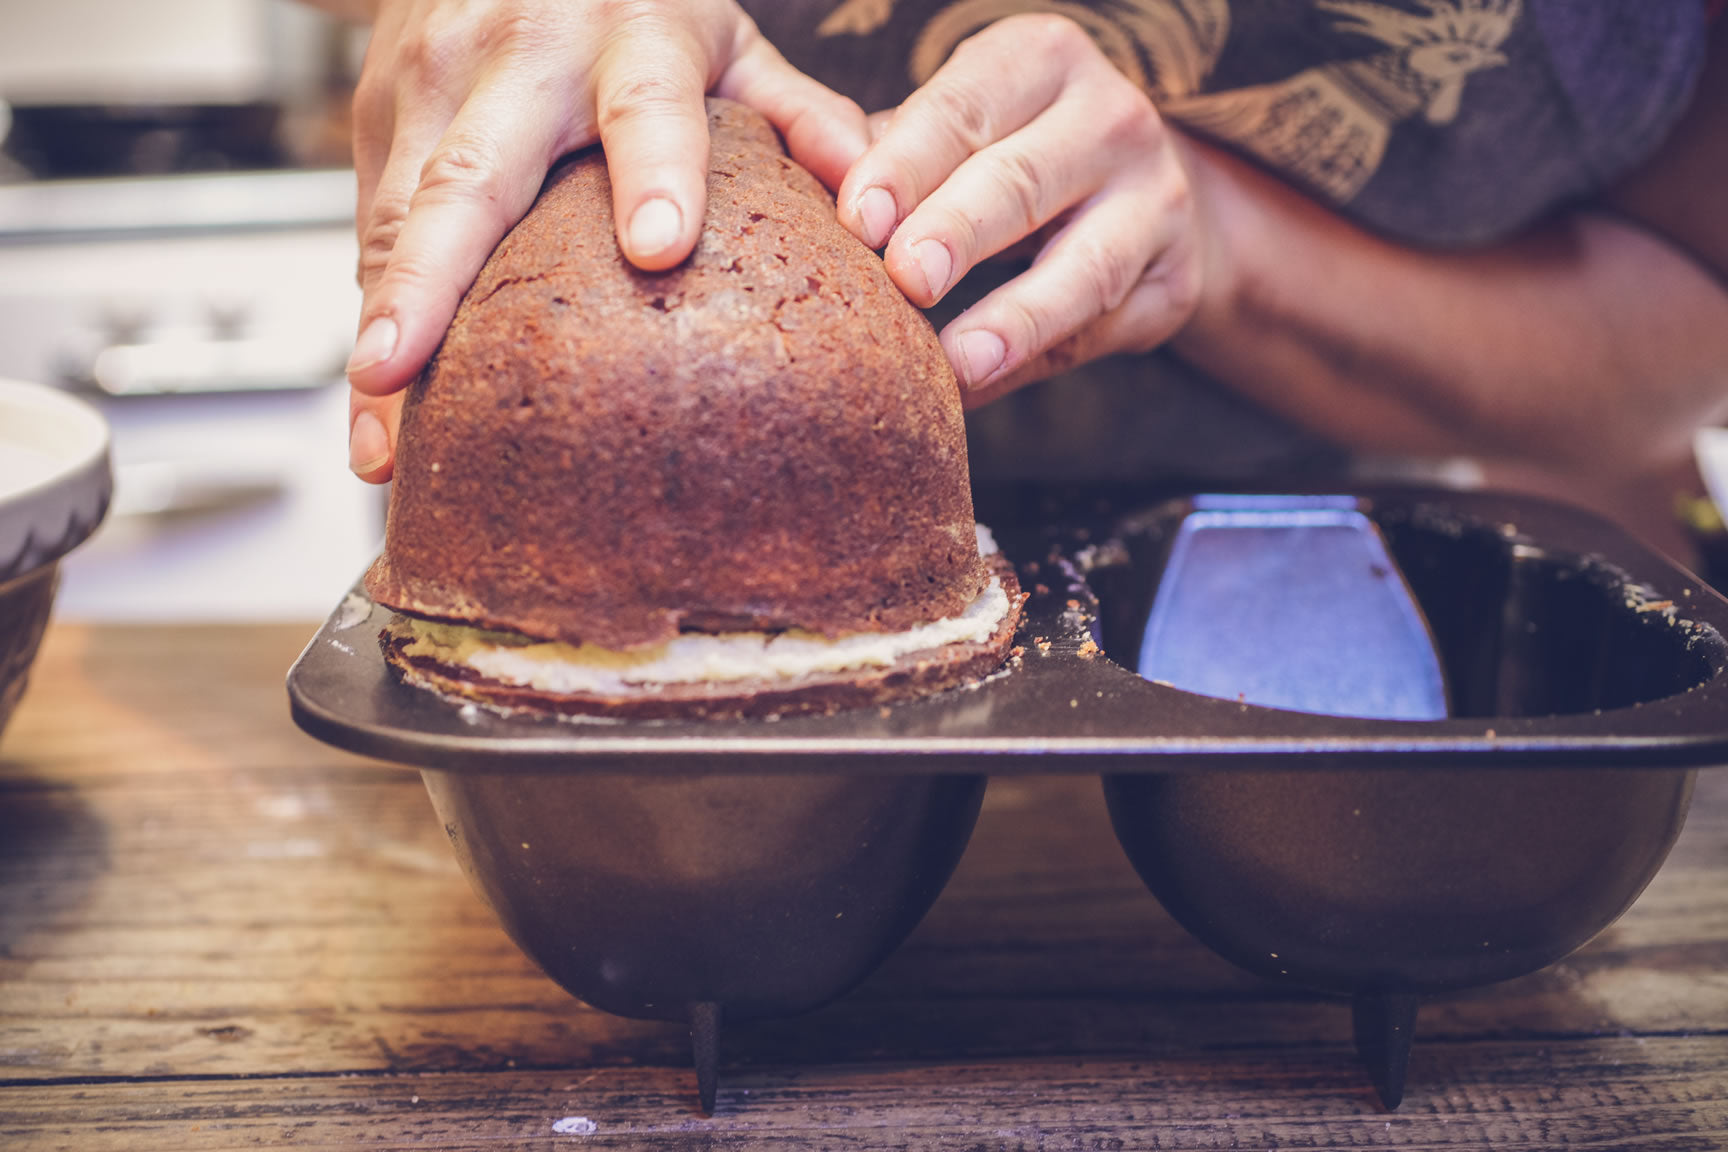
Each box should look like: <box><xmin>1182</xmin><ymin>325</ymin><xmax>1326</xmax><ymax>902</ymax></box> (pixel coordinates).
<box><xmin>4</xmin><ymin>621</ymin><xmax>1728</xmax><ymax>1149</ymax></box>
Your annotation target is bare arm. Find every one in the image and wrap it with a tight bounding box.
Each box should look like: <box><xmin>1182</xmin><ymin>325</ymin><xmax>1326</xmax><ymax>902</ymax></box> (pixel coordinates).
<box><xmin>843</xmin><ymin>14</ymin><xmax>1727</xmax><ymax>492</ymax></box>
<box><xmin>1166</xmin><ymin>18</ymin><xmax>1728</xmax><ymax>483</ymax></box>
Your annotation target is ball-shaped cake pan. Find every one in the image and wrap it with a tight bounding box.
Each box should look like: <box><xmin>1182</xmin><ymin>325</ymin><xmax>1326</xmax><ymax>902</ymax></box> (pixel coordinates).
<box><xmin>290</xmin><ymin>487</ymin><xmax>1728</xmax><ymax>1113</ymax></box>
<box><xmin>421</xmin><ymin>767</ymin><xmax>983</xmax><ymax>1110</ymax></box>
<box><xmin>1085</xmin><ymin>494</ymin><xmax>1707</xmax><ymax>1107</ymax></box>
<box><xmin>0</xmin><ymin>378</ymin><xmax>111</xmax><ymax>741</ymax></box>
<box><xmin>292</xmin><ymin>588</ymin><xmax>998</xmax><ymax>1114</ymax></box>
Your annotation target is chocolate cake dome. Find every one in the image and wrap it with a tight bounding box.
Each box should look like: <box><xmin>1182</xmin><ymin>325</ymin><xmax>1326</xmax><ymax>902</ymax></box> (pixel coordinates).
<box><xmin>365</xmin><ymin>99</ymin><xmax>1022</xmax><ymax>719</ymax></box>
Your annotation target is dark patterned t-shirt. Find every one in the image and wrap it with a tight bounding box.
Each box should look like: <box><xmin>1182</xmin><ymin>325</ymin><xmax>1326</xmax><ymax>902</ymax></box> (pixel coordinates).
<box><xmin>739</xmin><ymin>0</ymin><xmax>1710</xmax><ymax>482</ymax></box>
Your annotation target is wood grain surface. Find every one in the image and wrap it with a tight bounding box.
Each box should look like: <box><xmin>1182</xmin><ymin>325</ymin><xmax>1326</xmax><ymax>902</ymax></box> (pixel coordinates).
<box><xmin>3</xmin><ymin>622</ymin><xmax>1727</xmax><ymax>1149</ymax></box>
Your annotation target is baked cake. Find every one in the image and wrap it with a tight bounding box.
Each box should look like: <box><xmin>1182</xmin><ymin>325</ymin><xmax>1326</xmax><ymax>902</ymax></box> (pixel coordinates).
<box><xmin>366</xmin><ymin>99</ymin><xmax>1023</xmax><ymax>719</ymax></box>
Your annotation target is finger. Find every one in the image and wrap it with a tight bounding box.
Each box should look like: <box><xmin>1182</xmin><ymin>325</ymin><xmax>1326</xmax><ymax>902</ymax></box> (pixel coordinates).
<box><xmin>355</xmin><ymin>104</ymin><xmax>456</xmax><ymax>296</ymax></box>
<box><xmin>881</xmin><ymin>93</ymin><xmax>1143</xmax><ymax>307</ymax></box>
<box><xmin>351</xmin><ymin>0</ymin><xmax>485</xmax><ymax>289</ymax></box>
<box><xmin>346</xmin><ymin>70</ymin><xmax>576</xmax><ymax>399</ymax></box>
<box><xmin>835</xmin><ymin>15</ymin><xmax>1072</xmax><ymax>249</ymax></box>
<box><xmin>717</xmin><ymin>32</ymin><xmax>870</xmax><ymax>190</ymax></box>
<box><xmin>349</xmin><ymin>387</ymin><xmax>406</xmax><ymax>484</ymax></box>
<box><xmin>349</xmin><ymin>0</ymin><xmax>412</xmax><ymax>239</ymax></box>
<box><xmin>959</xmin><ymin>276</ymin><xmax>1190</xmax><ymax>410</ymax></box>
<box><xmin>941</xmin><ymin>182</ymin><xmax>1198</xmax><ymax>400</ymax></box>
<box><xmin>349</xmin><ymin>72</ymin><xmax>396</xmax><ymax>258</ymax></box>
<box><xmin>591</xmin><ymin>17</ymin><xmax>714</xmax><ymax>272</ymax></box>
<box><xmin>888</xmin><ymin>50</ymin><xmax>1164</xmax><ymax>306</ymax></box>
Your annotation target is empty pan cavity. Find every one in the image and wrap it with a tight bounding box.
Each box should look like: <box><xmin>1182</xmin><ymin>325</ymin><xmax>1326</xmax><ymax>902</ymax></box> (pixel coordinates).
<box><xmin>1092</xmin><ymin>494</ymin><xmax>1699</xmax><ymax>1107</ymax></box>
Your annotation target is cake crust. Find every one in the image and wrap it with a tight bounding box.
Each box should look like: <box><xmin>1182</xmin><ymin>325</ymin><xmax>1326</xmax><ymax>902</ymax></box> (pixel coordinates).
<box><xmin>364</xmin><ymin>100</ymin><xmax>987</xmax><ymax>650</ymax></box>
<box><xmin>380</xmin><ymin>558</ymin><xmax>1026</xmax><ymax>721</ymax></box>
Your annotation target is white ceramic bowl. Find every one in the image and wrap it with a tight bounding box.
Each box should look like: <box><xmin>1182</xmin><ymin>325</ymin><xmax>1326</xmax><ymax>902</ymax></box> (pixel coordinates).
<box><xmin>0</xmin><ymin>378</ymin><xmax>112</xmax><ymax>737</ymax></box>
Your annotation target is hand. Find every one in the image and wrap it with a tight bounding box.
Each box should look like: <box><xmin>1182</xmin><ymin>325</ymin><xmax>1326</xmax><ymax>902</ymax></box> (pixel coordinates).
<box><xmin>343</xmin><ymin>0</ymin><xmax>869</xmax><ymax>482</ymax></box>
<box><xmin>835</xmin><ymin>13</ymin><xmax>1209</xmax><ymax>407</ymax></box>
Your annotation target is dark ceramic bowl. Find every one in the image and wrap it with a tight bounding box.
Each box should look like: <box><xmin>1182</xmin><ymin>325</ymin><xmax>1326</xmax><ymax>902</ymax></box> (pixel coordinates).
<box><xmin>0</xmin><ymin>379</ymin><xmax>111</xmax><ymax>742</ymax></box>
<box><xmin>1085</xmin><ymin>494</ymin><xmax>1708</xmax><ymax>1104</ymax></box>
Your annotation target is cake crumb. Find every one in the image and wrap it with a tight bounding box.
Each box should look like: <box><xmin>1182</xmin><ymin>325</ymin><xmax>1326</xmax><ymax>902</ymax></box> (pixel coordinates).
<box><xmin>334</xmin><ymin>593</ymin><xmax>373</xmax><ymax>631</ymax></box>
<box><xmin>1076</xmin><ymin>637</ymin><xmax>1100</xmax><ymax>658</ymax></box>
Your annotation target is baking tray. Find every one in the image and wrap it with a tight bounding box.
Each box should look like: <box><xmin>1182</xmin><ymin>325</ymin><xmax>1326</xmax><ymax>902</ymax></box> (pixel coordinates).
<box><xmin>289</xmin><ymin>486</ymin><xmax>1728</xmax><ymax>776</ymax></box>
<box><xmin>285</xmin><ymin>485</ymin><xmax>1728</xmax><ymax>1112</ymax></box>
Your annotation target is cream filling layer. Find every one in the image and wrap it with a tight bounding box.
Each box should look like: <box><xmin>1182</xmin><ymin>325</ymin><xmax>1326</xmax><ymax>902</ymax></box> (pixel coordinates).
<box><xmin>388</xmin><ymin>575</ymin><xmax>1011</xmax><ymax>697</ymax></box>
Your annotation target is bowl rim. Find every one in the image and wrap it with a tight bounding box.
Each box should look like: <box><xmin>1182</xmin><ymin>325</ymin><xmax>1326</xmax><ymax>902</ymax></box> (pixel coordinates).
<box><xmin>0</xmin><ymin>377</ymin><xmax>113</xmax><ymax>583</ymax></box>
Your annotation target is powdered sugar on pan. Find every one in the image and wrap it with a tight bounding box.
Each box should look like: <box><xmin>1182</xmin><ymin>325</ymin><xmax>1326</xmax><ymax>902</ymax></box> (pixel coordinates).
<box><xmin>334</xmin><ymin>592</ymin><xmax>374</xmax><ymax>631</ymax></box>
<box><xmin>552</xmin><ymin>1116</ymin><xmax>598</xmax><ymax>1135</ymax></box>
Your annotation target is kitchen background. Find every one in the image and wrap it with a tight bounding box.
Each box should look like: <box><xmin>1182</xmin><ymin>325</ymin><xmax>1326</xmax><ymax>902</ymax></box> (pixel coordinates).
<box><xmin>3</xmin><ymin>0</ymin><xmax>1727</xmax><ymax>620</ymax></box>
<box><xmin>0</xmin><ymin>0</ymin><xmax>378</xmax><ymax>620</ymax></box>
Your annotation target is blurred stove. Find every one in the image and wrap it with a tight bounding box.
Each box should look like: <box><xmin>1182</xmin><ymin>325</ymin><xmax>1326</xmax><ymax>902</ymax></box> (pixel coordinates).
<box><xmin>0</xmin><ymin>167</ymin><xmax>383</xmax><ymax>621</ymax></box>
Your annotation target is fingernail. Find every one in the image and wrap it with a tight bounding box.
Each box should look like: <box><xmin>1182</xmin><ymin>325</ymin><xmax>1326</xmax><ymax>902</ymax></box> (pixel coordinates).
<box><xmin>627</xmin><ymin>197</ymin><xmax>683</xmax><ymax>258</ymax></box>
<box><xmin>349</xmin><ymin>409</ymin><xmax>390</xmax><ymax>476</ymax></box>
<box><xmin>954</xmin><ymin>329</ymin><xmax>1006</xmax><ymax>389</ymax></box>
<box><xmin>913</xmin><ymin>239</ymin><xmax>952</xmax><ymax>301</ymax></box>
<box><xmin>855</xmin><ymin>185</ymin><xmax>897</xmax><ymax>249</ymax></box>
<box><xmin>347</xmin><ymin>316</ymin><xmax>398</xmax><ymax>375</ymax></box>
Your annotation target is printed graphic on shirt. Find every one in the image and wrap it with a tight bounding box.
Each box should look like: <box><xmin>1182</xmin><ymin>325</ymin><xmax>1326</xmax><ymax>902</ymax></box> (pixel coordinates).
<box><xmin>817</xmin><ymin>0</ymin><xmax>1521</xmax><ymax>205</ymax></box>
<box><xmin>1165</xmin><ymin>0</ymin><xmax>1520</xmax><ymax>201</ymax></box>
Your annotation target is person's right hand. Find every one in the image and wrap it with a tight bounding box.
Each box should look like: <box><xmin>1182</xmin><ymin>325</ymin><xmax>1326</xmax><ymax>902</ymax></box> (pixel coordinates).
<box><xmin>342</xmin><ymin>0</ymin><xmax>870</xmax><ymax>483</ymax></box>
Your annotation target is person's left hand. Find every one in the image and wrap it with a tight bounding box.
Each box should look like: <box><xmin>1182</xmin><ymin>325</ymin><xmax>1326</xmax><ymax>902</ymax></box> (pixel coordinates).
<box><xmin>836</xmin><ymin>13</ymin><xmax>1210</xmax><ymax>406</ymax></box>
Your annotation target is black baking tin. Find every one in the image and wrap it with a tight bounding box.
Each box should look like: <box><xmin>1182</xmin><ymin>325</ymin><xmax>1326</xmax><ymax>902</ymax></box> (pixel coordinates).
<box><xmin>288</xmin><ymin>487</ymin><xmax>1728</xmax><ymax>1112</ymax></box>
<box><xmin>291</xmin><ymin>488</ymin><xmax>1728</xmax><ymax>774</ymax></box>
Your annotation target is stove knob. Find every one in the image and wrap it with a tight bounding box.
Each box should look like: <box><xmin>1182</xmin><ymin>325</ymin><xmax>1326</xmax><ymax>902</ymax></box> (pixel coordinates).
<box><xmin>208</xmin><ymin>301</ymin><xmax>252</xmax><ymax>343</ymax></box>
<box><xmin>99</xmin><ymin>306</ymin><xmax>151</xmax><ymax>348</ymax></box>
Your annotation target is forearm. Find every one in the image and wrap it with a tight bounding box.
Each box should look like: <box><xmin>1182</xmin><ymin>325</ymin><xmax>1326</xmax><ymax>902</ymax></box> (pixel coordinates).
<box><xmin>1172</xmin><ymin>139</ymin><xmax>1728</xmax><ymax>480</ymax></box>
